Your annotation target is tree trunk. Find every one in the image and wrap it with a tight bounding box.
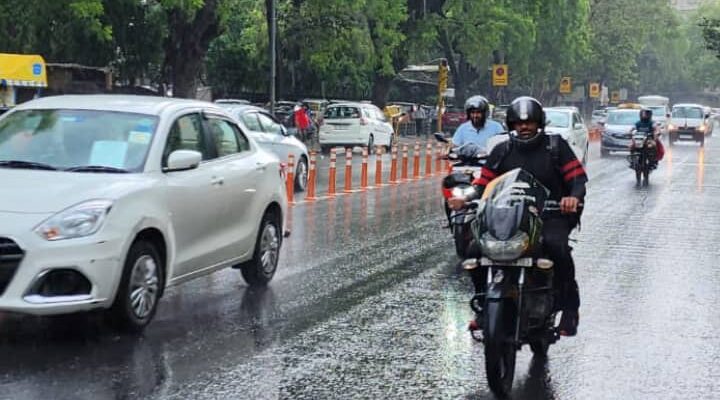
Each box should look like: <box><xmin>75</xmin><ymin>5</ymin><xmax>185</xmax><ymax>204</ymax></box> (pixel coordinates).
<box><xmin>371</xmin><ymin>75</ymin><xmax>393</xmax><ymax>107</ymax></box>
<box><xmin>163</xmin><ymin>0</ymin><xmax>222</xmax><ymax>98</ymax></box>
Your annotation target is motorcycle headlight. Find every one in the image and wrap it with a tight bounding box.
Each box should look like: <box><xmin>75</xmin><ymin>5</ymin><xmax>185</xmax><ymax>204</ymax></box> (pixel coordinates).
<box><xmin>451</xmin><ymin>186</ymin><xmax>477</xmax><ymax>198</ymax></box>
<box><xmin>480</xmin><ymin>231</ymin><xmax>529</xmax><ymax>261</ymax></box>
<box><xmin>35</xmin><ymin>200</ymin><xmax>114</xmax><ymax>241</ymax></box>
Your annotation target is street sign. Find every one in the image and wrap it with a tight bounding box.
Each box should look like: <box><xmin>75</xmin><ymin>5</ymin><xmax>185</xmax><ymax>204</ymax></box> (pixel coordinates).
<box><xmin>611</xmin><ymin>91</ymin><xmax>621</xmax><ymax>103</ymax></box>
<box><xmin>492</xmin><ymin>64</ymin><xmax>508</xmax><ymax>86</ymax></box>
<box><xmin>559</xmin><ymin>77</ymin><xmax>572</xmax><ymax>94</ymax></box>
<box><xmin>438</xmin><ymin>61</ymin><xmax>448</xmax><ymax>94</ymax></box>
<box><xmin>589</xmin><ymin>83</ymin><xmax>600</xmax><ymax>98</ymax></box>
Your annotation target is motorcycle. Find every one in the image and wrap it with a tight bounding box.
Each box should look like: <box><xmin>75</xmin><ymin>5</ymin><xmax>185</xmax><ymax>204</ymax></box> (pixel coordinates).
<box><xmin>462</xmin><ymin>168</ymin><xmax>571</xmax><ymax>397</ymax></box>
<box><xmin>627</xmin><ymin>128</ymin><xmax>658</xmax><ymax>187</ymax></box>
<box><xmin>434</xmin><ymin>132</ymin><xmax>487</xmax><ymax>258</ymax></box>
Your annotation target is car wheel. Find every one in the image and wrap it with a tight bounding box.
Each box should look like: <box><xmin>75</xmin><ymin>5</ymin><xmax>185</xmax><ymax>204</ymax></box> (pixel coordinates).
<box><xmin>108</xmin><ymin>240</ymin><xmax>163</xmax><ymax>332</ymax></box>
<box><xmin>294</xmin><ymin>156</ymin><xmax>308</xmax><ymax>192</ymax></box>
<box><xmin>241</xmin><ymin>211</ymin><xmax>281</xmax><ymax>286</ymax></box>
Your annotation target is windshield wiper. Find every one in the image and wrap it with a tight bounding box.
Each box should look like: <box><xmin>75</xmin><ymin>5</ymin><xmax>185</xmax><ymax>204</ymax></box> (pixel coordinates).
<box><xmin>0</xmin><ymin>160</ymin><xmax>57</xmax><ymax>170</ymax></box>
<box><xmin>65</xmin><ymin>165</ymin><xmax>130</xmax><ymax>173</ymax></box>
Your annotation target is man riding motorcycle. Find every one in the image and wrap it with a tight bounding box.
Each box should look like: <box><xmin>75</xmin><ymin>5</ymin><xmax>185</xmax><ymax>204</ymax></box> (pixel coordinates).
<box><xmin>448</xmin><ymin>96</ymin><xmax>587</xmax><ymax>336</ymax></box>
<box><xmin>452</xmin><ymin>95</ymin><xmax>505</xmax><ymax>148</ymax></box>
<box><xmin>633</xmin><ymin>107</ymin><xmax>664</xmax><ymax>165</ymax></box>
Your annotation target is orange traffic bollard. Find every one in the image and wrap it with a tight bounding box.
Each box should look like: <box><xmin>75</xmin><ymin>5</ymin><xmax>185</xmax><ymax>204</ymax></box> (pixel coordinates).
<box><xmin>425</xmin><ymin>142</ymin><xmax>433</xmax><ymax>177</ymax></box>
<box><xmin>361</xmin><ymin>147</ymin><xmax>369</xmax><ymax>190</ymax></box>
<box><xmin>401</xmin><ymin>144</ymin><xmax>409</xmax><ymax>181</ymax></box>
<box><xmin>344</xmin><ymin>147</ymin><xmax>353</xmax><ymax>193</ymax></box>
<box><xmin>306</xmin><ymin>151</ymin><xmax>317</xmax><ymax>201</ymax></box>
<box><xmin>435</xmin><ymin>143</ymin><xmax>443</xmax><ymax>174</ymax></box>
<box><xmin>286</xmin><ymin>154</ymin><xmax>295</xmax><ymax>204</ymax></box>
<box><xmin>328</xmin><ymin>149</ymin><xmax>337</xmax><ymax>196</ymax></box>
<box><xmin>390</xmin><ymin>146</ymin><xmax>399</xmax><ymax>184</ymax></box>
<box><xmin>375</xmin><ymin>146</ymin><xmax>383</xmax><ymax>186</ymax></box>
<box><xmin>413</xmin><ymin>141</ymin><xmax>421</xmax><ymax>179</ymax></box>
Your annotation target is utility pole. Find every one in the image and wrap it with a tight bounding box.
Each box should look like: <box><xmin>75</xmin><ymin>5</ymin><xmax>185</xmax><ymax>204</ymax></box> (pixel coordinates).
<box><xmin>270</xmin><ymin>0</ymin><xmax>277</xmax><ymax>114</ymax></box>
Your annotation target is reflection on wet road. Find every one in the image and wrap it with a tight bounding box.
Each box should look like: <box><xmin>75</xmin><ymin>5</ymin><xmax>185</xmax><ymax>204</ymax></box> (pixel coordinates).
<box><xmin>2</xmin><ymin>133</ymin><xmax>720</xmax><ymax>399</ymax></box>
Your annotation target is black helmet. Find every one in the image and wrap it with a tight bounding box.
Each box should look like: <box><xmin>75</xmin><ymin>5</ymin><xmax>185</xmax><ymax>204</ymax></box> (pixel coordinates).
<box><xmin>640</xmin><ymin>107</ymin><xmax>652</xmax><ymax>122</ymax></box>
<box><xmin>464</xmin><ymin>95</ymin><xmax>490</xmax><ymax>127</ymax></box>
<box><xmin>506</xmin><ymin>96</ymin><xmax>546</xmax><ymax>149</ymax></box>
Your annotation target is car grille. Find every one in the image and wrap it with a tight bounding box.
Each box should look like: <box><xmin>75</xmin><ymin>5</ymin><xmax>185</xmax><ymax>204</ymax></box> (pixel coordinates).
<box><xmin>0</xmin><ymin>238</ymin><xmax>24</xmax><ymax>296</ymax></box>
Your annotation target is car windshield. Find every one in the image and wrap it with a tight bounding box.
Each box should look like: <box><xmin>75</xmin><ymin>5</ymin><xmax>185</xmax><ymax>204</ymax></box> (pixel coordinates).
<box><xmin>672</xmin><ymin>107</ymin><xmax>703</xmax><ymax>119</ymax></box>
<box><xmin>545</xmin><ymin>111</ymin><xmax>570</xmax><ymax>128</ymax></box>
<box><xmin>0</xmin><ymin>109</ymin><xmax>158</xmax><ymax>172</ymax></box>
<box><xmin>324</xmin><ymin>106</ymin><xmax>360</xmax><ymax>119</ymax></box>
<box><xmin>606</xmin><ymin>111</ymin><xmax>639</xmax><ymax>125</ymax></box>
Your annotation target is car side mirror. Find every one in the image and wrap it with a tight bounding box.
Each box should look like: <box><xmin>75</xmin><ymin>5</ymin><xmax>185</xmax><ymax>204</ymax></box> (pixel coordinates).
<box><xmin>574</xmin><ymin>123</ymin><xmax>584</xmax><ymax>129</ymax></box>
<box><xmin>281</xmin><ymin>125</ymin><xmax>290</xmax><ymax>136</ymax></box>
<box><xmin>166</xmin><ymin>150</ymin><xmax>202</xmax><ymax>171</ymax></box>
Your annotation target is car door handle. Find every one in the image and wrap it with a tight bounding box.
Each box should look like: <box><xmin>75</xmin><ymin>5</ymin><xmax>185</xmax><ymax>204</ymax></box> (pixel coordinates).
<box><xmin>211</xmin><ymin>176</ymin><xmax>224</xmax><ymax>186</ymax></box>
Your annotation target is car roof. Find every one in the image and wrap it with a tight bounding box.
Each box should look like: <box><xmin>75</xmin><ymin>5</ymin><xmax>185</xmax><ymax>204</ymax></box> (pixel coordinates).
<box><xmin>214</xmin><ymin>98</ymin><xmax>251</xmax><ymax>104</ymax></box>
<box><xmin>216</xmin><ymin>104</ymin><xmax>269</xmax><ymax>114</ymax></box>
<box><xmin>673</xmin><ymin>103</ymin><xmax>704</xmax><ymax>108</ymax></box>
<box><xmin>545</xmin><ymin>107</ymin><xmax>574</xmax><ymax>113</ymax></box>
<box><xmin>15</xmin><ymin>94</ymin><xmax>220</xmax><ymax>116</ymax></box>
<box><xmin>327</xmin><ymin>102</ymin><xmax>373</xmax><ymax>108</ymax></box>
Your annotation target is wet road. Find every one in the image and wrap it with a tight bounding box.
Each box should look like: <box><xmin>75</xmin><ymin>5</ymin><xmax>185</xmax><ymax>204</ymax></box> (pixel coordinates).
<box><xmin>2</xmin><ymin>128</ymin><xmax>720</xmax><ymax>399</ymax></box>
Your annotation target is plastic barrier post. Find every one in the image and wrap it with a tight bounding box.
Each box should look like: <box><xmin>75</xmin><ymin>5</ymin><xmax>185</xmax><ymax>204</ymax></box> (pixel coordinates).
<box><xmin>375</xmin><ymin>147</ymin><xmax>383</xmax><ymax>186</ymax></box>
<box><xmin>286</xmin><ymin>154</ymin><xmax>295</xmax><ymax>204</ymax></box>
<box><xmin>344</xmin><ymin>148</ymin><xmax>353</xmax><ymax>193</ymax></box>
<box><xmin>328</xmin><ymin>149</ymin><xmax>337</xmax><ymax>196</ymax></box>
<box><xmin>306</xmin><ymin>151</ymin><xmax>317</xmax><ymax>201</ymax></box>
<box><xmin>361</xmin><ymin>147</ymin><xmax>369</xmax><ymax>190</ymax></box>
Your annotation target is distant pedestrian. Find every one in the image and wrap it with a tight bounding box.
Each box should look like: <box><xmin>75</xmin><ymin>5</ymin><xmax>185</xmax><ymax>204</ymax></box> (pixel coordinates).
<box><xmin>413</xmin><ymin>104</ymin><xmax>427</xmax><ymax>136</ymax></box>
<box><xmin>294</xmin><ymin>104</ymin><xmax>311</xmax><ymax>142</ymax></box>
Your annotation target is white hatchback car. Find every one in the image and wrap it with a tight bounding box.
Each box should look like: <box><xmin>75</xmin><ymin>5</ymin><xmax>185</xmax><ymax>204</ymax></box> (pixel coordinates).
<box><xmin>218</xmin><ymin>104</ymin><xmax>309</xmax><ymax>191</ymax></box>
<box><xmin>0</xmin><ymin>95</ymin><xmax>288</xmax><ymax>331</ymax></box>
<box><xmin>544</xmin><ymin>107</ymin><xmax>590</xmax><ymax>164</ymax></box>
<box><xmin>318</xmin><ymin>102</ymin><xmax>394</xmax><ymax>153</ymax></box>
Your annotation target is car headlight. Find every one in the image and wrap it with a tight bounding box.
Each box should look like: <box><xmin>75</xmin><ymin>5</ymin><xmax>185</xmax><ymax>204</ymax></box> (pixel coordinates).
<box><xmin>35</xmin><ymin>200</ymin><xmax>114</xmax><ymax>241</ymax></box>
<box><xmin>451</xmin><ymin>186</ymin><xmax>477</xmax><ymax>198</ymax></box>
<box><xmin>668</xmin><ymin>124</ymin><xmax>676</xmax><ymax>131</ymax></box>
<box><xmin>480</xmin><ymin>231</ymin><xmax>529</xmax><ymax>261</ymax></box>
<box><xmin>698</xmin><ymin>125</ymin><xmax>706</xmax><ymax>132</ymax></box>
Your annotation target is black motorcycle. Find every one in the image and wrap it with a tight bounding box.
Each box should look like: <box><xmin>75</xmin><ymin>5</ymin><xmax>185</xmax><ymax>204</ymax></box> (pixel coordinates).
<box><xmin>434</xmin><ymin>133</ymin><xmax>487</xmax><ymax>258</ymax></box>
<box><xmin>463</xmin><ymin>168</ymin><xmax>569</xmax><ymax>397</ymax></box>
<box><xmin>628</xmin><ymin>129</ymin><xmax>658</xmax><ymax>187</ymax></box>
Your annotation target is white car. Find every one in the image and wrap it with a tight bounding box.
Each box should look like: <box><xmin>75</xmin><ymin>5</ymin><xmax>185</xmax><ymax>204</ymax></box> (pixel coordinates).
<box><xmin>318</xmin><ymin>102</ymin><xmax>394</xmax><ymax>153</ymax></box>
<box><xmin>0</xmin><ymin>95</ymin><xmax>288</xmax><ymax>331</ymax></box>
<box><xmin>218</xmin><ymin>104</ymin><xmax>309</xmax><ymax>191</ymax></box>
<box><xmin>544</xmin><ymin>107</ymin><xmax>590</xmax><ymax>164</ymax></box>
<box><xmin>668</xmin><ymin>103</ymin><xmax>707</xmax><ymax>146</ymax></box>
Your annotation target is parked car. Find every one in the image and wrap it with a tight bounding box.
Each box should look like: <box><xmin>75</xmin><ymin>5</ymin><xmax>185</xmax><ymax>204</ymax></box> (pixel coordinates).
<box><xmin>318</xmin><ymin>102</ymin><xmax>394</xmax><ymax>153</ymax></box>
<box><xmin>218</xmin><ymin>104</ymin><xmax>309</xmax><ymax>191</ymax></box>
<box><xmin>600</xmin><ymin>108</ymin><xmax>640</xmax><ymax>157</ymax></box>
<box><xmin>0</xmin><ymin>95</ymin><xmax>288</xmax><ymax>331</ymax></box>
<box><xmin>441</xmin><ymin>105</ymin><xmax>466</xmax><ymax>134</ymax></box>
<box><xmin>668</xmin><ymin>103</ymin><xmax>707</xmax><ymax>146</ymax></box>
<box><xmin>544</xmin><ymin>107</ymin><xmax>590</xmax><ymax>164</ymax></box>
<box><xmin>214</xmin><ymin>98</ymin><xmax>251</xmax><ymax>106</ymax></box>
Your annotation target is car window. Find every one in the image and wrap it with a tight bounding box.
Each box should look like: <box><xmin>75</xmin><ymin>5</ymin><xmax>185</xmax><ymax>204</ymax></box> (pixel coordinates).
<box><xmin>240</xmin><ymin>112</ymin><xmax>262</xmax><ymax>131</ymax></box>
<box><xmin>256</xmin><ymin>112</ymin><xmax>284</xmax><ymax>135</ymax></box>
<box><xmin>362</xmin><ymin>108</ymin><xmax>372</xmax><ymax>119</ymax></box>
<box><xmin>672</xmin><ymin>107</ymin><xmax>703</xmax><ymax>119</ymax></box>
<box><xmin>163</xmin><ymin>113</ymin><xmax>211</xmax><ymax>167</ymax></box>
<box><xmin>573</xmin><ymin>113</ymin><xmax>582</xmax><ymax>126</ymax></box>
<box><xmin>324</xmin><ymin>106</ymin><xmax>360</xmax><ymax>119</ymax></box>
<box><xmin>606</xmin><ymin>111</ymin><xmax>639</xmax><ymax>125</ymax></box>
<box><xmin>545</xmin><ymin>111</ymin><xmax>570</xmax><ymax>128</ymax></box>
<box><xmin>206</xmin><ymin>117</ymin><xmax>242</xmax><ymax>157</ymax></box>
<box><xmin>375</xmin><ymin>109</ymin><xmax>387</xmax><ymax>122</ymax></box>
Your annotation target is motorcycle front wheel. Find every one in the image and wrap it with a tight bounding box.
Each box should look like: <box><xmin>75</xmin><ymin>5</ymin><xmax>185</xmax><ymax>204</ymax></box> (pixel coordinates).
<box><xmin>484</xmin><ymin>299</ymin><xmax>517</xmax><ymax>397</ymax></box>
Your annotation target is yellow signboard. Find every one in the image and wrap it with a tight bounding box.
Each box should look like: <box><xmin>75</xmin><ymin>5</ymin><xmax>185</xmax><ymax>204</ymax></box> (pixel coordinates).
<box><xmin>0</xmin><ymin>53</ymin><xmax>47</xmax><ymax>87</ymax></box>
<box><xmin>438</xmin><ymin>61</ymin><xmax>448</xmax><ymax>94</ymax></box>
<box><xmin>611</xmin><ymin>91</ymin><xmax>621</xmax><ymax>103</ymax></box>
<box><xmin>492</xmin><ymin>64</ymin><xmax>508</xmax><ymax>87</ymax></box>
<box><xmin>589</xmin><ymin>83</ymin><xmax>600</xmax><ymax>98</ymax></box>
<box><xmin>559</xmin><ymin>77</ymin><xmax>572</xmax><ymax>94</ymax></box>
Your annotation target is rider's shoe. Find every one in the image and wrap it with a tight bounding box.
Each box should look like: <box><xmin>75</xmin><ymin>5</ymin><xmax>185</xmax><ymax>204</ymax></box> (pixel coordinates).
<box><xmin>558</xmin><ymin>309</ymin><xmax>579</xmax><ymax>336</ymax></box>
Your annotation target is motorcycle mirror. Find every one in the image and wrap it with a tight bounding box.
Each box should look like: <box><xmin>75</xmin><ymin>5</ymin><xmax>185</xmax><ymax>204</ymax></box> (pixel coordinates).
<box><xmin>434</xmin><ymin>132</ymin><xmax>449</xmax><ymax>143</ymax></box>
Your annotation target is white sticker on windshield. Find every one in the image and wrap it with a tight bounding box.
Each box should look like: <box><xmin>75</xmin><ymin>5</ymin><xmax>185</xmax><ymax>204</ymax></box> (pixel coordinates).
<box><xmin>89</xmin><ymin>141</ymin><xmax>128</xmax><ymax>168</ymax></box>
<box><xmin>128</xmin><ymin>131</ymin><xmax>151</xmax><ymax>145</ymax></box>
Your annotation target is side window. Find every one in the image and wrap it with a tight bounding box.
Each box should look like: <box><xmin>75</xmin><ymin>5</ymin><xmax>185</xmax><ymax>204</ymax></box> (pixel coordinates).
<box><xmin>234</xmin><ymin>124</ymin><xmax>251</xmax><ymax>153</ymax></box>
<box><xmin>163</xmin><ymin>113</ymin><xmax>210</xmax><ymax>166</ymax></box>
<box><xmin>256</xmin><ymin>112</ymin><xmax>284</xmax><ymax>135</ymax></box>
<box><xmin>241</xmin><ymin>112</ymin><xmax>262</xmax><ymax>131</ymax></box>
<box><xmin>207</xmin><ymin>118</ymin><xmax>241</xmax><ymax>157</ymax></box>
<box><xmin>573</xmin><ymin>113</ymin><xmax>582</xmax><ymax>126</ymax></box>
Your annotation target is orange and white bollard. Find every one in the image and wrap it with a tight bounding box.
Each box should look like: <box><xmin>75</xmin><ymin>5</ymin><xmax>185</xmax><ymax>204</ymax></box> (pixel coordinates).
<box><xmin>286</xmin><ymin>154</ymin><xmax>295</xmax><ymax>204</ymax></box>
<box><xmin>425</xmin><ymin>142</ymin><xmax>433</xmax><ymax>177</ymax></box>
<box><xmin>401</xmin><ymin>144</ymin><xmax>409</xmax><ymax>181</ymax></box>
<box><xmin>344</xmin><ymin>147</ymin><xmax>353</xmax><ymax>193</ymax></box>
<box><xmin>306</xmin><ymin>151</ymin><xmax>317</xmax><ymax>201</ymax></box>
<box><xmin>361</xmin><ymin>147</ymin><xmax>369</xmax><ymax>191</ymax></box>
<box><xmin>390</xmin><ymin>146</ymin><xmax>399</xmax><ymax>184</ymax></box>
<box><xmin>328</xmin><ymin>149</ymin><xmax>337</xmax><ymax>196</ymax></box>
<box><xmin>435</xmin><ymin>143</ymin><xmax>443</xmax><ymax>174</ymax></box>
<box><xmin>413</xmin><ymin>141</ymin><xmax>421</xmax><ymax>179</ymax></box>
<box><xmin>375</xmin><ymin>146</ymin><xmax>383</xmax><ymax>186</ymax></box>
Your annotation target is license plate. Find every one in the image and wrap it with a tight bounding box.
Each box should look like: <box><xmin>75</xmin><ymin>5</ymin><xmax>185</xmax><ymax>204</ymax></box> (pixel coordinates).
<box><xmin>681</xmin><ymin>134</ymin><xmax>694</xmax><ymax>139</ymax></box>
<box><xmin>480</xmin><ymin>257</ymin><xmax>533</xmax><ymax>267</ymax></box>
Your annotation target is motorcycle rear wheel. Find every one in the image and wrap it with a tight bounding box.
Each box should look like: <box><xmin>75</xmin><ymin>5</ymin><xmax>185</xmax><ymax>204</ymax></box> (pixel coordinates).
<box><xmin>484</xmin><ymin>299</ymin><xmax>516</xmax><ymax>397</ymax></box>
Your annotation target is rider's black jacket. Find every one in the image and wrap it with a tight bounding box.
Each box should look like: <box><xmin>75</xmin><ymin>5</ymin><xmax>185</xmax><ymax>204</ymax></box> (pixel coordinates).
<box><xmin>471</xmin><ymin>134</ymin><xmax>587</xmax><ymax>203</ymax></box>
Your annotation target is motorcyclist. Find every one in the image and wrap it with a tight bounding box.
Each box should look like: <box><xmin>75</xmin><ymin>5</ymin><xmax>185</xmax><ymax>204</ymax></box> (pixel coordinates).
<box><xmin>632</xmin><ymin>107</ymin><xmax>663</xmax><ymax>166</ymax></box>
<box><xmin>451</xmin><ymin>95</ymin><xmax>505</xmax><ymax>149</ymax></box>
<box><xmin>448</xmin><ymin>96</ymin><xmax>587</xmax><ymax>337</ymax></box>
